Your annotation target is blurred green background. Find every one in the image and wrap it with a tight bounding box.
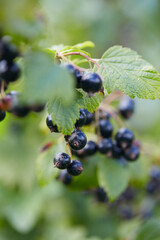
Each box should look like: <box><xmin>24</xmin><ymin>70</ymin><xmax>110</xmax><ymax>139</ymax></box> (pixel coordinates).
<box><xmin>1</xmin><ymin>0</ymin><xmax>160</xmax><ymax>239</ymax></box>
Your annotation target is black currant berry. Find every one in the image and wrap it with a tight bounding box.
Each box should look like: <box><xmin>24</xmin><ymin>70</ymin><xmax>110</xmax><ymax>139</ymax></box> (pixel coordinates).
<box><xmin>115</xmin><ymin>128</ymin><xmax>134</xmax><ymax>149</ymax></box>
<box><xmin>46</xmin><ymin>115</ymin><xmax>59</xmax><ymax>133</ymax></box>
<box><xmin>29</xmin><ymin>104</ymin><xmax>45</xmax><ymax>112</ymax></box>
<box><xmin>75</xmin><ymin>70</ymin><xmax>83</xmax><ymax>88</ymax></box>
<box><xmin>58</xmin><ymin>170</ymin><xmax>73</xmax><ymax>185</ymax></box>
<box><xmin>83</xmin><ymin>140</ymin><xmax>97</xmax><ymax>156</ymax></box>
<box><xmin>98</xmin><ymin>138</ymin><xmax>113</xmax><ymax>154</ymax></box>
<box><xmin>150</xmin><ymin>167</ymin><xmax>160</xmax><ymax>182</ymax></box>
<box><xmin>0</xmin><ymin>61</ymin><xmax>20</xmax><ymax>82</ymax></box>
<box><xmin>81</xmin><ymin>72</ymin><xmax>102</xmax><ymax>93</ymax></box>
<box><xmin>124</xmin><ymin>145</ymin><xmax>139</xmax><ymax>161</ymax></box>
<box><xmin>112</xmin><ymin>141</ymin><xmax>123</xmax><ymax>159</ymax></box>
<box><xmin>11</xmin><ymin>106</ymin><xmax>30</xmax><ymax>117</ymax></box>
<box><xmin>99</xmin><ymin>119</ymin><xmax>113</xmax><ymax>138</ymax></box>
<box><xmin>95</xmin><ymin>187</ymin><xmax>108</xmax><ymax>203</ymax></box>
<box><xmin>0</xmin><ymin>110</ymin><xmax>6</xmax><ymax>121</ymax></box>
<box><xmin>119</xmin><ymin>96</ymin><xmax>135</xmax><ymax>119</ymax></box>
<box><xmin>0</xmin><ymin>38</ymin><xmax>19</xmax><ymax>63</ymax></box>
<box><xmin>75</xmin><ymin>109</ymin><xmax>86</xmax><ymax>128</ymax></box>
<box><xmin>83</xmin><ymin>109</ymin><xmax>94</xmax><ymax>125</ymax></box>
<box><xmin>54</xmin><ymin>153</ymin><xmax>71</xmax><ymax>169</ymax></box>
<box><xmin>146</xmin><ymin>180</ymin><xmax>159</xmax><ymax>194</ymax></box>
<box><xmin>68</xmin><ymin>130</ymin><xmax>87</xmax><ymax>150</ymax></box>
<box><xmin>67</xmin><ymin>160</ymin><xmax>83</xmax><ymax>176</ymax></box>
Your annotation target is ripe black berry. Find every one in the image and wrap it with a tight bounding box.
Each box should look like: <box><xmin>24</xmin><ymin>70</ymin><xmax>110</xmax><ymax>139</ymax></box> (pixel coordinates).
<box><xmin>81</xmin><ymin>72</ymin><xmax>102</xmax><ymax>93</ymax></box>
<box><xmin>98</xmin><ymin>139</ymin><xmax>113</xmax><ymax>154</ymax></box>
<box><xmin>83</xmin><ymin>109</ymin><xmax>94</xmax><ymax>125</ymax></box>
<box><xmin>146</xmin><ymin>180</ymin><xmax>159</xmax><ymax>194</ymax></box>
<box><xmin>68</xmin><ymin>130</ymin><xmax>87</xmax><ymax>150</ymax></box>
<box><xmin>75</xmin><ymin>70</ymin><xmax>83</xmax><ymax>88</ymax></box>
<box><xmin>99</xmin><ymin>119</ymin><xmax>113</xmax><ymax>138</ymax></box>
<box><xmin>46</xmin><ymin>115</ymin><xmax>59</xmax><ymax>133</ymax></box>
<box><xmin>0</xmin><ymin>61</ymin><xmax>20</xmax><ymax>82</ymax></box>
<box><xmin>95</xmin><ymin>187</ymin><xmax>108</xmax><ymax>203</ymax></box>
<box><xmin>115</xmin><ymin>128</ymin><xmax>134</xmax><ymax>149</ymax></box>
<box><xmin>112</xmin><ymin>141</ymin><xmax>123</xmax><ymax>159</ymax></box>
<box><xmin>54</xmin><ymin>153</ymin><xmax>71</xmax><ymax>169</ymax></box>
<box><xmin>67</xmin><ymin>160</ymin><xmax>83</xmax><ymax>176</ymax></box>
<box><xmin>0</xmin><ymin>38</ymin><xmax>19</xmax><ymax>63</ymax></box>
<box><xmin>11</xmin><ymin>106</ymin><xmax>30</xmax><ymax>117</ymax></box>
<box><xmin>83</xmin><ymin>140</ymin><xmax>97</xmax><ymax>156</ymax></box>
<box><xmin>0</xmin><ymin>110</ymin><xmax>6</xmax><ymax>121</ymax></box>
<box><xmin>119</xmin><ymin>96</ymin><xmax>135</xmax><ymax>119</ymax></box>
<box><xmin>124</xmin><ymin>145</ymin><xmax>139</xmax><ymax>161</ymax></box>
<box><xmin>75</xmin><ymin>109</ymin><xmax>86</xmax><ymax>128</ymax></box>
<box><xmin>58</xmin><ymin>170</ymin><xmax>72</xmax><ymax>185</ymax></box>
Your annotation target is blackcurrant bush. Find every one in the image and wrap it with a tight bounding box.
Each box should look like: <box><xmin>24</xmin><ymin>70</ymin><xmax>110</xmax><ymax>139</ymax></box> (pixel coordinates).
<box><xmin>98</xmin><ymin>138</ymin><xmax>113</xmax><ymax>154</ymax></box>
<box><xmin>119</xmin><ymin>96</ymin><xmax>135</xmax><ymax>119</ymax></box>
<box><xmin>99</xmin><ymin>119</ymin><xmax>113</xmax><ymax>138</ymax></box>
<box><xmin>67</xmin><ymin>160</ymin><xmax>83</xmax><ymax>176</ymax></box>
<box><xmin>46</xmin><ymin>115</ymin><xmax>59</xmax><ymax>133</ymax></box>
<box><xmin>54</xmin><ymin>153</ymin><xmax>71</xmax><ymax>169</ymax></box>
<box><xmin>124</xmin><ymin>145</ymin><xmax>139</xmax><ymax>161</ymax></box>
<box><xmin>75</xmin><ymin>109</ymin><xmax>86</xmax><ymax>128</ymax></box>
<box><xmin>83</xmin><ymin>140</ymin><xmax>97</xmax><ymax>156</ymax></box>
<box><xmin>83</xmin><ymin>109</ymin><xmax>94</xmax><ymax>125</ymax></box>
<box><xmin>81</xmin><ymin>72</ymin><xmax>102</xmax><ymax>93</ymax></box>
<box><xmin>68</xmin><ymin>130</ymin><xmax>87</xmax><ymax>150</ymax></box>
<box><xmin>115</xmin><ymin>128</ymin><xmax>134</xmax><ymax>149</ymax></box>
<box><xmin>112</xmin><ymin>141</ymin><xmax>123</xmax><ymax>159</ymax></box>
<box><xmin>58</xmin><ymin>170</ymin><xmax>73</xmax><ymax>185</ymax></box>
<box><xmin>0</xmin><ymin>110</ymin><xmax>6</xmax><ymax>121</ymax></box>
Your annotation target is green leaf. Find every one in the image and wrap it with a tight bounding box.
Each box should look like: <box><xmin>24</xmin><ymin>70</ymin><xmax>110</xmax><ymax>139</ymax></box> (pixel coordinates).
<box><xmin>136</xmin><ymin>218</ymin><xmax>160</xmax><ymax>240</ymax></box>
<box><xmin>36</xmin><ymin>146</ymin><xmax>60</xmax><ymax>186</ymax></box>
<box><xmin>21</xmin><ymin>51</ymin><xmax>75</xmax><ymax>105</ymax></box>
<box><xmin>77</xmin><ymin>89</ymin><xmax>103</xmax><ymax>113</ymax></box>
<box><xmin>47</xmin><ymin>98</ymin><xmax>80</xmax><ymax>135</ymax></box>
<box><xmin>97</xmin><ymin>46</ymin><xmax>160</xmax><ymax>99</ymax></box>
<box><xmin>72</xmin><ymin>41</ymin><xmax>95</xmax><ymax>49</ymax></box>
<box><xmin>97</xmin><ymin>156</ymin><xmax>129</xmax><ymax>200</ymax></box>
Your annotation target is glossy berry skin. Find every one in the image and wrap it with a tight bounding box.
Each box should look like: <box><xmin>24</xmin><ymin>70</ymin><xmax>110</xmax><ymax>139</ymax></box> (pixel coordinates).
<box><xmin>112</xmin><ymin>141</ymin><xmax>123</xmax><ymax>159</ymax></box>
<box><xmin>119</xmin><ymin>96</ymin><xmax>135</xmax><ymax>119</ymax></box>
<box><xmin>0</xmin><ymin>110</ymin><xmax>6</xmax><ymax>121</ymax></box>
<box><xmin>68</xmin><ymin>130</ymin><xmax>87</xmax><ymax>150</ymax></box>
<box><xmin>0</xmin><ymin>61</ymin><xmax>20</xmax><ymax>82</ymax></box>
<box><xmin>115</xmin><ymin>128</ymin><xmax>134</xmax><ymax>149</ymax></box>
<box><xmin>83</xmin><ymin>141</ymin><xmax>97</xmax><ymax>156</ymax></box>
<box><xmin>67</xmin><ymin>160</ymin><xmax>83</xmax><ymax>176</ymax></box>
<box><xmin>58</xmin><ymin>170</ymin><xmax>72</xmax><ymax>185</ymax></box>
<box><xmin>54</xmin><ymin>153</ymin><xmax>71</xmax><ymax>169</ymax></box>
<box><xmin>46</xmin><ymin>115</ymin><xmax>59</xmax><ymax>133</ymax></box>
<box><xmin>81</xmin><ymin>72</ymin><xmax>102</xmax><ymax>93</ymax></box>
<box><xmin>98</xmin><ymin>139</ymin><xmax>113</xmax><ymax>154</ymax></box>
<box><xmin>75</xmin><ymin>109</ymin><xmax>86</xmax><ymax>128</ymax></box>
<box><xmin>99</xmin><ymin>120</ymin><xmax>113</xmax><ymax>138</ymax></box>
<box><xmin>83</xmin><ymin>109</ymin><xmax>94</xmax><ymax>125</ymax></box>
<box><xmin>124</xmin><ymin>145</ymin><xmax>139</xmax><ymax>161</ymax></box>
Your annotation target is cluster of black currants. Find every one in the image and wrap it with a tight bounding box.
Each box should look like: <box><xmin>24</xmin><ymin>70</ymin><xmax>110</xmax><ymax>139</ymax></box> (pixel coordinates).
<box><xmin>0</xmin><ymin>37</ymin><xmax>44</xmax><ymax>120</ymax></box>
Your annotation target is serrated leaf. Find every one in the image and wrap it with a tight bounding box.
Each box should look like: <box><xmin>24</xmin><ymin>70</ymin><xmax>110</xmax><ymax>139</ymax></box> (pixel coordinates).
<box><xmin>36</xmin><ymin>146</ymin><xmax>60</xmax><ymax>186</ymax></box>
<box><xmin>136</xmin><ymin>218</ymin><xmax>160</xmax><ymax>240</ymax></box>
<box><xmin>47</xmin><ymin>98</ymin><xmax>80</xmax><ymax>135</ymax></box>
<box><xmin>21</xmin><ymin>51</ymin><xmax>75</xmax><ymax>105</ymax></box>
<box><xmin>77</xmin><ymin>89</ymin><xmax>103</xmax><ymax>113</ymax></box>
<box><xmin>97</xmin><ymin>156</ymin><xmax>129</xmax><ymax>200</ymax></box>
<box><xmin>97</xmin><ymin>46</ymin><xmax>160</xmax><ymax>99</ymax></box>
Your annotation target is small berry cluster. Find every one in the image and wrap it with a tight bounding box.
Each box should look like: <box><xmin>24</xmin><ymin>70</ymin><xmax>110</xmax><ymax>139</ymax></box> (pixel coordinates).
<box><xmin>46</xmin><ymin>64</ymin><xmax>140</xmax><ymax>187</ymax></box>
